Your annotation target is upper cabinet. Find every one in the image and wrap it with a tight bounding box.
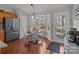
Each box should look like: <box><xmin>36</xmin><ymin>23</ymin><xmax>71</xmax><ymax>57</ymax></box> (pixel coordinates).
<box><xmin>4</xmin><ymin>12</ymin><xmax>17</xmax><ymax>18</ymax></box>
<box><xmin>0</xmin><ymin>30</ymin><xmax>4</xmax><ymax>41</ymax></box>
<box><xmin>0</xmin><ymin>18</ymin><xmax>3</xmax><ymax>24</ymax></box>
<box><xmin>0</xmin><ymin>12</ymin><xmax>4</xmax><ymax>18</ymax></box>
<box><xmin>0</xmin><ymin>10</ymin><xmax>17</xmax><ymax>18</ymax></box>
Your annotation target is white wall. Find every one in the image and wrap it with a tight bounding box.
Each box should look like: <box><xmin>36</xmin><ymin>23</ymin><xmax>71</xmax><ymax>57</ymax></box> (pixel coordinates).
<box><xmin>51</xmin><ymin>9</ymin><xmax>73</xmax><ymax>41</ymax></box>
<box><xmin>52</xmin><ymin>11</ymin><xmax>71</xmax><ymax>42</ymax></box>
<box><xmin>19</xmin><ymin>5</ymin><xmax>74</xmax><ymax>41</ymax></box>
<box><xmin>73</xmin><ymin>5</ymin><xmax>79</xmax><ymax>31</ymax></box>
<box><xmin>13</xmin><ymin>9</ymin><xmax>20</xmax><ymax>32</ymax></box>
<box><xmin>12</xmin><ymin>8</ymin><xmax>29</xmax><ymax>39</ymax></box>
<box><xmin>30</xmin><ymin>5</ymin><xmax>74</xmax><ymax>41</ymax></box>
<box><xmin>73</xmin><ymin>20</ymin><xmax>79</xmax><ymax>30</ymax></box>
<box><xmin>11</xmin><ymin>4</ymin><xmax>73</xmax><ymax>40</ymax></box>
<box><xmin>0</xmin><ymin>5</ymin><xmax>15</xmax><ymax>12</ymax></box>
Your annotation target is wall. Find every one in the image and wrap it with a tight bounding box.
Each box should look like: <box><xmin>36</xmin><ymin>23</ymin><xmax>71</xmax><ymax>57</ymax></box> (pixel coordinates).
<box><xmin>0</xmin><ymin>5</ymin><xmax>15</xmax><ymax>12</ymax></box>
<box><xmin>52</xmin><ymin>11</ymin><xmax>72</xmax><ymax>42</ymax></box>
<box><xmin>11</xmin><ymin>4</ymin><xmax>74</xmax><ymax>41</ymax></box>
<box><xmin>11</xmin><ymin>8</ymin><xmax>29</xmax><ymax>39</ymax></box>
<box><xmin>73</xmin><ymin>5</ymin><xmax>79</xmax><ymax>31</ymax></box>
<box><xmin>14</xmin><ymin>9</ymin><xmax>20</xmax><ymax>32</ymax></box>
<box><xmin>51</xmin><ymin>6</ymin><xmax>73</xmax><ymax>41</ymax></box>
<box><xmin>29</xmin><ymin>5</ymin><xmax>74</xmax><ymax>41</ymax></box>
<box><xmin>18</xmin><ymin>5</ymin><xmax>74</xmax><ymax>41</ymax></box>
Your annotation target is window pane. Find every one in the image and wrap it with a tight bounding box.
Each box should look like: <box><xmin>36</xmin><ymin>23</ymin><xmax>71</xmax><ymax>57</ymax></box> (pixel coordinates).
<box><xmin>32</xmin><ymin>16</ymin><xmax>46</xmax><ymax>34</ymax></box>
<box><xmin>56</xmin><ymin>16</ymin><xmax>65</xmax><ymax>39</ymax></box>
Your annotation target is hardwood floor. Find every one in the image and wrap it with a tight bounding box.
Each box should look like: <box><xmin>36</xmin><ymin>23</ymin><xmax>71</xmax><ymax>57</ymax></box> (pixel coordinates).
<box><xmin>1</xmin><ymin>37</ymin><xmax>64</xmax><ymax>54</ymax></box>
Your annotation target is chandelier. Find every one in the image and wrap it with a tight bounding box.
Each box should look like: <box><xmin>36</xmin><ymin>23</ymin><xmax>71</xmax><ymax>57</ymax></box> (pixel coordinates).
<box><xmin>30</xmin><ymin>4</ymin><xmax>36</xmax><ymax>19</ymax></box>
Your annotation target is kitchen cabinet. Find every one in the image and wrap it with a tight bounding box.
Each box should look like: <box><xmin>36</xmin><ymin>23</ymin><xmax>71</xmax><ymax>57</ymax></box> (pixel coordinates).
<box><xmin>4</xmin><ymin>12</ymin><xmax>17</xmax><ymax>18</ymax></box>
<box><xmin>0</xmin><ymin>30</ymin><xmax>4</xmax><ymax>41</ymax></box>
<box><xmin>0</xmin><ymin>10</ymin><xmax>17</xmax><ymax>42</ymax></box>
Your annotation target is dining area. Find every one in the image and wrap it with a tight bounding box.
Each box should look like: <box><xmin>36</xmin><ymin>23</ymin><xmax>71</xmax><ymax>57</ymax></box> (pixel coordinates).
<box><xmin>24</xmin><ymin>31</ymin><xmax>44</xmax><ymax>47</ymax></box>
<box><xmin>1</xmin><ymin>35</ymin><xmax>51</xmax><ymax>54</ymax></box>
<box><xmin>0</xmin><ymin>28</ymin><xmax>64</xmax><ymax>54</ymax></box>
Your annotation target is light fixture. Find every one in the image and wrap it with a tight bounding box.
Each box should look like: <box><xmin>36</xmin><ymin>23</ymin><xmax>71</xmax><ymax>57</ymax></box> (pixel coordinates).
<box><xmin>30</xmin><ymin>4</ymin><xmax>36</xmax><ymax>19</ymax></box>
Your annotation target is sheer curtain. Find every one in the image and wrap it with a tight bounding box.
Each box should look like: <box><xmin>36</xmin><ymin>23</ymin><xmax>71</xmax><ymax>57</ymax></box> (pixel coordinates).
<box><xmin>20</xmin><ymin>13</ymin><xmax>28</xmax><ymax>39</ymax></box>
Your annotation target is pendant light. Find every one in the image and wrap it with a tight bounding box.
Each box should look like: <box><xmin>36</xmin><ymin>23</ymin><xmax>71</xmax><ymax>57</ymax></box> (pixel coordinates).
<box><xmin>30</xmin><ymin>4</ymin><xmax>36</xmax><ymax>19</ymax></box>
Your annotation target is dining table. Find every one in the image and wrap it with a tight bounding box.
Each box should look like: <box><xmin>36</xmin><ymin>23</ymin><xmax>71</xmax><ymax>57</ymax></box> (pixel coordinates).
<box><xmin>24</xmin><ymin>32</ymin><xmax>43</xmax><ymax>47</ymax></box>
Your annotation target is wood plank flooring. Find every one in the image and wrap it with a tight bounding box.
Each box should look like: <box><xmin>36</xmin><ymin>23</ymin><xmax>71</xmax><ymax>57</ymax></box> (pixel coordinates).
<box><xmin>1</xmin><ymin>37</ymin><xmax>64</xmax><ymax>54</ymax></box>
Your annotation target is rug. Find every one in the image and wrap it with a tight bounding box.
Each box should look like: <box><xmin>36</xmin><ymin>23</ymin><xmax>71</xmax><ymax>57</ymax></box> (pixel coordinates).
<box><xmin>47</xmin><ymin>42</ymin><xmax>60</xmax><ymax>53</ymax></box>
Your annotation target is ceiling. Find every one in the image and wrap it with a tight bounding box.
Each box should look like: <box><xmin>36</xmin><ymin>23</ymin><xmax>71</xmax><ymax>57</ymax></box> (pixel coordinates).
<box><xmin>5</xmin><ymin>4</ymin><xmax>72</xmax><ymax>14</ymax></box>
